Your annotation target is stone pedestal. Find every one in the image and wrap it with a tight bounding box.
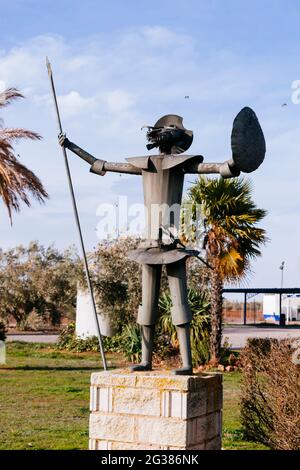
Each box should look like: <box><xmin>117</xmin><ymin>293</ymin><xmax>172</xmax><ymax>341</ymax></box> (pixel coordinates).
<box><xmin>89</xmin><ymin>369</ymin><xmax>222</xmax><ymax>450</ymax></box>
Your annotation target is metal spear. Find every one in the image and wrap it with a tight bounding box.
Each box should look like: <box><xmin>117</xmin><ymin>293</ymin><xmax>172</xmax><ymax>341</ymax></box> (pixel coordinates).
<box><xmin>46</xmin><ymin>57</ymin><xmax>107</xmax><ymax>370</ymax></box>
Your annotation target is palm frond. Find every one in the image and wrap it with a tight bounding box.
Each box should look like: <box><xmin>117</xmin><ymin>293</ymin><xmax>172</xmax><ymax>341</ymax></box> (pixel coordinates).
<box><xmin>0</xmin><ymin>153</ymin><xmax>48</xmax><ymax>221</ymax></box>
<box><xmin>0</xmin><ymin>88</ymin><xmax>24</xmax><ymax>108</ymax></box>
<box><xmin>0</xmin><ymin>128</ymin><xmax>42</xmax><ymax>142</ymax></box>
<box><xmin>0</xmin><ymin>88</ymin><xmax>48</xmax><ymax>222</ymax></box>
<box><xmin>187</xmin><ymin>175</ymin><xmax>267</xmax><ymax>281</ymax></box>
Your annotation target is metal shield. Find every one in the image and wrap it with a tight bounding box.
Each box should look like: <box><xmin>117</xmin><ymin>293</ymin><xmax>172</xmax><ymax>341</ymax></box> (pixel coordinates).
<box><xmin>231</xmin><ymin>107</ymin><xmax>266</xmax><ymax>173</ymax></box>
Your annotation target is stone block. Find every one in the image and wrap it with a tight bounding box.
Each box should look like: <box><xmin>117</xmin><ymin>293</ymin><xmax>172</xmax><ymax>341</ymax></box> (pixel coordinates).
<box><xmin>89</xmin><ymin>413</ymin><xmax>135</xmax><ymax>442</ymax></box>
<box><xmin>187</xmin><ymin>442</ymin><xmax>206</xmax><ymax>450</ymax></box>
<box><xmin>136</xmin><ymin>416</ymin><xmax>187</xmax><ymax>447</ymax></box>
<box><xmin>98</xmin><ymin>387</ymin><xmax>113</xmax><ymax>412</ymax></box>
<box><xmin>89</xmin><ymin>439</ymin><xmax>112</xmax><ymax>450</ymax></box>
<box><xmin>187</xmin><ymin>389</ymin><xmax>207</xmax><ymax>418</ymax></box>
<box><xmin>111</xmin><ymin>441</ymin><xmax>159</xmax><ymax>450</ymax></box>
<box><xmin>90</xmin><ymin>386</ymin><xmax>97</xmax><ymax>412</ymax></box>
<box><xmin>207</xmin><ymin>378</ymin><xmax>223</xmax><ymax>413</ymax></box>
<box><xmin>205</xmin><ymin>436</ymin><xmax>222</xmax><ymax>450</ymax></box>
<box><xmin>91</xmin><ymin>371</ymin><xmax>137</xmax><ymax>388</ymax></box>
<box><xmin>162</xmin><ymin>391</ymin><xmax>187</xmax><ymax>418</ymax></box>
<box><xmin>113</xmin><ymin>387</ymin><xmax>160</xmax><ymax>416</ymax></box>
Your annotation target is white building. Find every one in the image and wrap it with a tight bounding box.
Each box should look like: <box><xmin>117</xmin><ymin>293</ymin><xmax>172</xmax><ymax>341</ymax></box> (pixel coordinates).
<box><xmin>263</xmin><ymin>294</ymin><xmax>300</xmax><ymax>323</ymax></box>
<box><xmin>75</xmin><ymin>289</ymin><xmax>115</xmax><ymax>338</ymax></box>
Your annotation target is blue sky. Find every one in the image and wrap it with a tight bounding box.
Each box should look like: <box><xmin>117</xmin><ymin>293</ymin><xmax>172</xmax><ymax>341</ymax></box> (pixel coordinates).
<box><xmin>0</xmin><ymin>0</ymin><xmax>299</xmax><ymax>288</ymax></box>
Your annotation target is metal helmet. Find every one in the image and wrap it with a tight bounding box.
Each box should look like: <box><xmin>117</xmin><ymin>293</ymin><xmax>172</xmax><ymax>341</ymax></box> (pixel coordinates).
<box><xmin>231</xmin><ymin>107</ymin><xmax>266</xmax><ymax>173</ymax></box>
<box><xmin>145</xmin><ymin>114</ymin><xmax>193</xmax><ymax>154</ymax></box>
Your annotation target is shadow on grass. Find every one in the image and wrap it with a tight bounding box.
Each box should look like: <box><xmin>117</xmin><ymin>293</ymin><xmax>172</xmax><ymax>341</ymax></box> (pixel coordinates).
<box><xmin>0</xmin><ymin>365</ymin><xmax>119</xmax><ymax>371</ymax></box>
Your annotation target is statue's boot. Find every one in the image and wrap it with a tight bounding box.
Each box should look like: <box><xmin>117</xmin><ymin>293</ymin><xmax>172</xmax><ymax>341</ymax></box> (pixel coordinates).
<box><xmin>130</xmin><ymin>325</ymin><xmax>154</xmax><ymax>372</ymax></box>
<box><xmin>172</xmin><ymin>323</ymin><xmax>193</xmax><ymax>375</ymax></box>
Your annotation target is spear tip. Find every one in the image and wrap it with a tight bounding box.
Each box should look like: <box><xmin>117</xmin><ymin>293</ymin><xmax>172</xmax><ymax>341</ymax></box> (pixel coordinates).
<box><xmin>46</xmin><ymin>56</ymin><xmax>52</xmax><ymax>75</ymax></box>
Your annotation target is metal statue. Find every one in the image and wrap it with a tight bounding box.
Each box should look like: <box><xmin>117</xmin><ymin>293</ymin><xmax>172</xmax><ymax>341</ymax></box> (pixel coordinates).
<box><xmin>58</xmin><ymin>107</ymin><xmax>265</xmax><ymax>375</ymax></box>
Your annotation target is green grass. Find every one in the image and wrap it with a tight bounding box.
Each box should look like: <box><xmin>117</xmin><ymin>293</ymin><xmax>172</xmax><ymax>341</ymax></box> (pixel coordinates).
<box><xmin>0</xmin><ymin>342</ymin><xmax>268</xmax><ymax>450</ymax></box>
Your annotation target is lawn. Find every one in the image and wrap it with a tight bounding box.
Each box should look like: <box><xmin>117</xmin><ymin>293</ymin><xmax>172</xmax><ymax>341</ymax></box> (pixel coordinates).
<box><xmin>0</xmin><ymin>342</ymin><xmax>268</xmax><ymax>450</ymax></box>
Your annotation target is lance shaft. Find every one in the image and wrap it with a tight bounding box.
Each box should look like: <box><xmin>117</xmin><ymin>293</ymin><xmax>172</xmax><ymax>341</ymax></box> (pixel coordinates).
<box><xmin>46</xmin><ymin>57</ymin><xmax>107</xmax><ymax>370</ymax></box>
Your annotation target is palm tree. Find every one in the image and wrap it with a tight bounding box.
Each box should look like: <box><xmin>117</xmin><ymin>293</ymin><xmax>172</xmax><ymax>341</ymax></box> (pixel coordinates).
<box><xmin>0</xmin><ymin>88</ymin><xmax>48</xmax><ymax>221</ymax></box>
<box><xmin>187</xmin><ymin>176</ymin><xmax>267</xmax><ymax>364</ymax></box>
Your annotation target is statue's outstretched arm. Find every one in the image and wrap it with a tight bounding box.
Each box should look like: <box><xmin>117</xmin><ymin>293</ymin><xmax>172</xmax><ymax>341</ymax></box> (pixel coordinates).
<box><xmin>58</xmin><ymin>133</ymin><xmax>141</xmax><ymax>176</ymax></box>
<box><xmin>184</xmin><ymin>159</ymin><xmax>240</xmax><ymax>178</ymax></box>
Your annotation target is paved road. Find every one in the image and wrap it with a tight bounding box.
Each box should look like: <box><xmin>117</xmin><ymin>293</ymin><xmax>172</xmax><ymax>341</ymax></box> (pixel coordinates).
<box><xmin>7</xmin><ymin>334</ymin><xmax>59</xmax><ymax>344</ymax></box>
<box><xmin>222</xmin><ymin>326</ymin><xmax>300</xmax><ymax>349</ymax></box>
<box><xmin>7</xmin><ymin>326</ymin><xmax>300</xmax><ymax>349</ymax></box>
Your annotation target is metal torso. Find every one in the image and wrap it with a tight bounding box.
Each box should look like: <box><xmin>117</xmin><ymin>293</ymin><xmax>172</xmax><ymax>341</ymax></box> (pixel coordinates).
<box><xmin>126</xmin><ymin>154</ymin><xmax>202</xmax><ymax>264</ymax></box>
<box><xmin>142</xmin><ymin>155</ymin><xmax>184</xmax><ymax>244</ymax></box>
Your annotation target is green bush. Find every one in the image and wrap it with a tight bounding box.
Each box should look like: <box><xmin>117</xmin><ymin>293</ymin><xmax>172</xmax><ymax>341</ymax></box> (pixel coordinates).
<box><xmin>56</xmin><ymin>323</ymin><xmax>99</xmax><ymax>352</ymax></box>
<box><xmin>240</xmin><ymin>337</ymin><xmax>300</xmax><ymax>450</ymax></box>
<box><xmin>56</xmin><ymin>322</ymin><xmax>124</xmax><ymax>354</ymax></box>
<box><xmin>120</xmin><ymin>324</ymin><xmax>142</xmax><ymax>363</ymax></box>
<box><xmin>158</xmin><ymin>289</ymin><xmax>211</xmax><ymax>366</ymax></box>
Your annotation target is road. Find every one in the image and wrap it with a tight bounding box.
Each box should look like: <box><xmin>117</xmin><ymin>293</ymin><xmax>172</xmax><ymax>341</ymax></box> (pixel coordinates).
<box><xmin>6</xmin><ymin>326</ymin><xmax>300</xmax><ymax>349</ymax></box>
<box><xmin>7</xmin><ymin>334</ymin><xmax>59</xmax><ymax>344</ymax></box>
<box><xmin>222</xmin><ymin>326</ymin><xmax>300</xmax><ymax>349</ymax></box>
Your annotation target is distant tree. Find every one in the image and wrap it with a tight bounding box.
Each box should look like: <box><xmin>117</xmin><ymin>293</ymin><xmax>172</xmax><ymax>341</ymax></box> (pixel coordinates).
<box><xmin>187</xmin><ymin>176</ymin><xmax>267</xmax><ymax>363</ymax></box>
<box><xmin>0</xmin><ymin>88</ymin><xmax>48</xmax><ymax>221</ymax></box>
<box><xmin>0</xmin><ymin>242</ymin><xmax>81</xmax><ymax>329</ymax></box>
<box><xmin>80</xmin><ymin>237</ymin><xmax>142</xmax><ymax>331</ymax></box>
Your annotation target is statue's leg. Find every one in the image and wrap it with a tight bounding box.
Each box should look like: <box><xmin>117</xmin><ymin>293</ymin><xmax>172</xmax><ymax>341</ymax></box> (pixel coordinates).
<box><xmin>166</xmin><ymin>260</ymin><xmax>193</xmax><ymax>375</ymax></box>
<box><xmin>131</xmin><ymin>263</ymin><xmax>161</xmax><ymax>372</ymax></box>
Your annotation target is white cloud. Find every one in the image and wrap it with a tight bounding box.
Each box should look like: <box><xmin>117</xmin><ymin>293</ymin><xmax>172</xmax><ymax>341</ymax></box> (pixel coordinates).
<box><xmin>104</xmin><ymin>89</ymin><xmax>134</xmax><ymax>113</ymax></box>
<box><xmin>58</xmin><ymin>91</ymin><xmax>96</xmax><ymax>117</ymax></box>
<box><xmin>0</xmin><ymin>80</ymin><xmax>6</xmax><ymax>92</ymax></box>
<box><xmin>142</xmin><ymin>26</ymin><xmax>193</xmax><ymax>49</ymax></box>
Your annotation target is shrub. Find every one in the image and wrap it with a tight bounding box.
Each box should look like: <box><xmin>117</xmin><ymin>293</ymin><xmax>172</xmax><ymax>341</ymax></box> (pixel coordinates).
<box><xmin>158</xmin><ymin>288</ymin><xmax>211</xmax><ymax>366</ymax></box>
<box><xmin>21</xmin><ymin>310</ymin><xmax>48</xmax><ymax>331</ymax></box>
<box><xmin>56</xmin><ymin>322</ymin><xmax>76</xmax><ymax>350</ymax></box>
<box><xmin>120</xmin><ymin>324</ymin><xmax>142</xmax><ymax>363</ymax></box>
<box><xmin>0</xmin><ymin>320</ymin><xmax>7</xmax><ymax>341</ymax></box>
<box><xmin>240</xmin><ymin>337</ymin><xmax>300</xmax><ymax>450</ymax></box>
<box><xmin>56</xmin><ymin>322</ymin><xmax>123</xmax><ymax>353</ymax></box>
<box><xmin>56</xmin><ymin>322</ymin><xmax>99</xmax><ymax>352</ymax></box>
<box><xmin>219</xmin><ymin>338</ymin><xmax>239</xmax><ymax>367</ymax></box>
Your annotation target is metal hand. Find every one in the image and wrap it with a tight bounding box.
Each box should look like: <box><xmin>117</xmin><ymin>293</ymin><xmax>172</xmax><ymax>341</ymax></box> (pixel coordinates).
<box><xmin>58</xmin><ymin>132</ymin><xmax>70</xmax><ymax>148</ymax></box>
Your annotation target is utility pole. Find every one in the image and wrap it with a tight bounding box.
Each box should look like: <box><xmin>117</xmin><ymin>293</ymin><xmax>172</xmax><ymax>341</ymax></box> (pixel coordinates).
<box><xmin>279</xmin><ymin>261</ymin><xmax>285</xmax><ymax>288</ymax></box>
<box><xmin>279</xmin><ymin>261</ymin><xmax>285</xmax><ymax>326</ymax></box>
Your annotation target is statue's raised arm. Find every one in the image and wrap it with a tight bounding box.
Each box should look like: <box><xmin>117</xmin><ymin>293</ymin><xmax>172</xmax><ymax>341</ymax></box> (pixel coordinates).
<box><xmin>58</xmin><ymin>133</ymin><xmax>142</xmax><ymax>176</ymax></box>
